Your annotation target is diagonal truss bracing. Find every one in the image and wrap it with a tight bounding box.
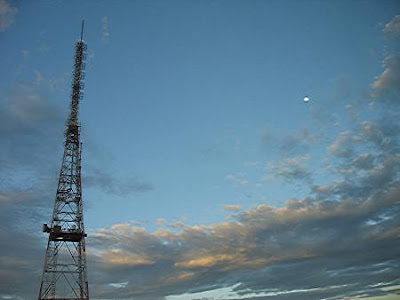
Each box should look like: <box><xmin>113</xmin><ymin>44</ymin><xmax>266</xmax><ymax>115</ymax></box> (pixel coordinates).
<box><xmin>38</xmin><ymin>21</ymin><xmax>89</xmax><ymax>300</ymax></box>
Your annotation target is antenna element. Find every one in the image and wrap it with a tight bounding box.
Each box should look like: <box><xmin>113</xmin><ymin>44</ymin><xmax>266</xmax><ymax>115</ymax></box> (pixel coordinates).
<box><xmin>81</xmin><ymin>20</ymin><xmax>85</xmax><ymax>42</ymax></box>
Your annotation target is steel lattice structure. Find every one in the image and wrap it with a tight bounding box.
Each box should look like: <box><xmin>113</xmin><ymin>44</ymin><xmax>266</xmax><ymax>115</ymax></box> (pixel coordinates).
<box><xmin>38</xmin><ymin>22</ymin><xmax>89</xmax><ymax>300</ymax></box>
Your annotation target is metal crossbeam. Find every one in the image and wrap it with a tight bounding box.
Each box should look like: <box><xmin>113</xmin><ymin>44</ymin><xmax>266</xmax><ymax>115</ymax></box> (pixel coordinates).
<box><xmin>38</xmin><ymin>21</ymin><xmax>89</xmax><ymax>300</ymax></box>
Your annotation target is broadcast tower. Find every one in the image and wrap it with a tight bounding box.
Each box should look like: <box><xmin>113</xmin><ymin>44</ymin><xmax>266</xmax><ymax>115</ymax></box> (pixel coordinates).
<box><xmin>38</xmin><ymin>21</ymin><xmax>89</xmax><ymax>300</ymax></box>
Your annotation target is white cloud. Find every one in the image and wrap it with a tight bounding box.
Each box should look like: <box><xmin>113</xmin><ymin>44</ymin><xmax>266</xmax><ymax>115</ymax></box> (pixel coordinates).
<box><xmin>372</xmin><ymin>55</ymin><xmax>400</xmax><ymax>93</ymax></box>
<box><xmin>383</xmin><ymin>14</ymin><xmax>400</xmax><ymax>38</ymax></box>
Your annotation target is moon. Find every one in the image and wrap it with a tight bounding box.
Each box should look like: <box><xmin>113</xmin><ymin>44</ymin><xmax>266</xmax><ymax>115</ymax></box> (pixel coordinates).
<box><xmin>303</xmin><ymin>96</ymin><xmax>310</xmax><ymax>102</ymax></box>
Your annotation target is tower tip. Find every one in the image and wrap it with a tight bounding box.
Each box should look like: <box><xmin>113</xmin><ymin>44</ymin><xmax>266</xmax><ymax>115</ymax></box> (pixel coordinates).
<box><xmin>80</xmin><ymin>20</ymin><xmax>85</xmax><ymax>42</ymax></box>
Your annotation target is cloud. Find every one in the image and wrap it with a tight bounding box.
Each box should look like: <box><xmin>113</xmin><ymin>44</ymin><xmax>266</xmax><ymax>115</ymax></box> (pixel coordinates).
<box><xmin>327</xmin><ymin>130</ymin><xmax>358</xmax><ymax>157</ymax></box>
<box><xmin>328</xmin><ymin>120</ymin><xmax>399</xmax><ymax>167</ymax></box>
<box><xmin>2</xmin><ymin>117</ymin><xmax>400</xmax><ymax>300</ymax></box>
<box><xmin>82</xmin><ymin>120</ymin><xmax>400</xmax><ymax>300</ymax></box>
<box><xmin>352</xmin><ymin>153</ymin><xmax>375</xmax><ymax>170</ymax></box>
<box><xmin>383</xmin><ymin>14</ymin><xmax>400</xmax><ymax>38</ymax></box>
<box><xmin>86</xmin><ymin>174</ymin><xmax>400</xmax><ymax>299</ymax></box>
<box><xmin>0</xmin><ymin>70</ymin><xmax>150</xmax><ymax>298</ymax></box>
<box><xmin>323</xmin><ymin>116</ymin><xmax>400</xmax><ymax>203</ymax></box>
<box><xmin>82</xmin><ymin>95</ymin><xmax>400</xmax><ymax>300</ymax></box>
<box><xmin>0</xmin><ymin>68</ymin><xmax>156</xmax><ymax>298</ymax></box>
<box><xmin>156</xmin><ymin>218</ymin><xmax>168</xmax><ymax>225</ymax></box>
<box><xmin>313</xmin><ymin>155</ymin><xmax>400</xmax><ymax>202</ymax></box>
<box><xmin>98</xmin><ymin>248</ymin><xmax>155</xmax><ymax>267</ymax></box>
<box><xmin>360</xmin><ymin>120</ymin><xmax>400</xmax><ymax>152</ymax></box>
<box><xmin>261</xmin><ymin>127</ymin><xmax>319</xmax><ymax>158</ymax></box>
<box><xmin>0</xmin><ymin>0</ymin><xmax>17</xmax><ymax>32</ymax></box>
<box><xmin>84</xmin><ymin>168</ymin><xmax>154</xmax><ymax>196</ymax></box>
<box><xmin>225</xmin><ymin>174</ymin><xmax>248</xmax><ymax>186</ymax></box>
<box><xmin>0</xmin><ymin>77</ymin><xmax>65</xmax><ymax>190</ymax></box>
<box><xmin>222</xmin><ymin>205</ymin><xmax>243</xmax><ymax>212</ymax></box>
<box><xmin>371</xmin><ymin>15</ymin><xmax>400</xmax><ymax>99</ymax></box>
<box><xmin>175</xmin><ymin>254</ymin><xmax>236</xmax><ymax>269</ymax></box>
<box><xmin>101</xmin><ymin>16</ymin><xmax>110</xmax><ymax>43</ymax></box>
<box><xmin>279</xmin><ymin>129</ymin><xmax>318</xmax><ymax>155</ymax></box>
<box><xmin>0</xmin><ymin>188</ymin><xmax>54</xmax><ymax>299</ymax></box>
<box><xmin>345</xmin><ymin>104</ymin><xmax>360</xmax><ymax>121</ymax></box>
<box><xmin>372</xmin><ymin>55</ymin><xmax>400</xmax><ymax>93</ymax></box>
<box><xmin>2</xmin><ymin>11</ymin><xmax>400</xmax><ymax>300</ymax></box>
<box><xmin>268</xmin><ymin>155</ymin><xmax>312</xmax><ymax>183</ymax></box>
<box><xmin>4</xmin><ymin>173</ymin><xmax>399</xmax><ymax>300</ymax></box>
<box><xmin>0</xmin><ymin>75</ymin><xmax>72</xmax><ymax>299</ymax></box>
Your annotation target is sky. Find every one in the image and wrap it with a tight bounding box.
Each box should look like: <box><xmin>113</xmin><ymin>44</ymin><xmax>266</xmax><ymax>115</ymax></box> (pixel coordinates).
<box><xmin>1</xmin><ymin>0</ymin><xmax>400</xmax><ymax>299</ymax></box>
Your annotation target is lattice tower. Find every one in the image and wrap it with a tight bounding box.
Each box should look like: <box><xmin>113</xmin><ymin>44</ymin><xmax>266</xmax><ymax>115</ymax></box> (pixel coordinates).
<box><xmin>38</xmin><ymin>21</ymin><xmax>89</xmax><ymax>300</ymax></box>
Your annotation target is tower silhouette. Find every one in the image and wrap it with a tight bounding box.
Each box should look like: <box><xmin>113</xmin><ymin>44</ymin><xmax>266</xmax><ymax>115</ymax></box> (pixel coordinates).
<box><xmin>38</xmin><ymin>21</ymin><xmax>89</xmax><ymax>300</ymax></box>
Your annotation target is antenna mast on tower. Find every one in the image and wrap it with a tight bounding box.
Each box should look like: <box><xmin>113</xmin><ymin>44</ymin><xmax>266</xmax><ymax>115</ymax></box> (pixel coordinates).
<box><xmin>38</xmin><ymin>21</ymin><xmax>89</xmax><ymax>300</ymax></box>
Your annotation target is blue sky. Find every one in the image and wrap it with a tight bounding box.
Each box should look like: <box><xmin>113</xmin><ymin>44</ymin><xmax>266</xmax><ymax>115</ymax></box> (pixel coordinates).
<box><xmin>1</xmin><ymin>1</ymin><xmax>400</xmax><ymax>300</ymax></box>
